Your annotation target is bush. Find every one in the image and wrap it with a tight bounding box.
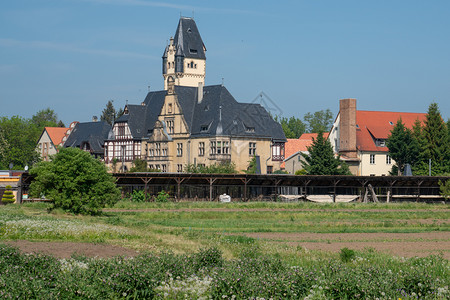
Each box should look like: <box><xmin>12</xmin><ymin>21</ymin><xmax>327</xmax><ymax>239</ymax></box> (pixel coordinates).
<box><xmin>295</xmin><ymin>169</ymin><xmax>307</xmax><ymax>175</ymax></box>
<box><xmin>29</xmin><ymin>147</ymin><xmax>121</xmax><ymax>215</ymax></box>
<box><xmin>1</xmin><ymin>185</ymin><xmax>15</xmax><ymax>204</ymax></box>
<box><xmin>340</xmin><ymin>247</ymin><xmax>355</xmax><ymax>262</ymax></box>
<box><xmin>131</xmin><ymin>190</ymin><xmax>146</xmax><ymax>202</ymax></box>
<box><xmin>155</xmin><ymin>190</ymin><xmax>169</xmax><ymax>202</ymax></box>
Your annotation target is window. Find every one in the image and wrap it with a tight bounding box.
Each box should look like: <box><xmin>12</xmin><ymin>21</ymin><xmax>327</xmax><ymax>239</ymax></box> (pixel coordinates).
<box><xmin>272</xmin><ymin>143</ymin><xmax>285</xmax><ymax>161</ymax></box>
<box><xmin>249</xmin><ymin>142</ymin><xmax>256</xmax><ymax>156</ymax></box>
<box><xmin>267</xmin><ymin>166</ymin><xmax>273</xmax><ymax>174</ymax></box>
<box><xmin>162</xmin><ymin>148</ymin><xmax>167</xmax><ymax>157</ymax></box>
<box><xmin>198</xmin><ymin>163</ymin><xmax>205</xmax><ymax>168</ymax></box>
<box><xmin>223</xmin><ymin>141</ymin><xmax>229</xmax><ymax>154</ymax></box>
<box><xmin>217</xmin><ymin>141</ymin><xmax>222</xmax><ymax>154</ymax></box>
<box><xmin>177</xmin><ymin>164</ymin><xmax>183</xmax><ymax>172</ymax></box>
<box><xmin>177</xmin><ymin>143</ymin><xmax>183</xmax><ymax>156</ymax></box>
<box><xmin>198</xmin><ymin>142</ymin><xmax>205</xmax><ymax>156</ymax></box>
<box><xmin>149</xmin><ymin>149</ymin><xmax>154</xmax><ymax>157</ymax></box>
<box><xmin>386</xmin><ymin>155</ymin><xmax>392</xmax><ymax>165</ymax></box>
<box><xmin>161</xmin><ymin>165</ymin><xmax>167</xmax><ymax>172</ymax></box>
<box><xmin>168</xmin><ymin>104</ymin><xmax>173</xmax><ymax>114</ymax></box>
<box><xmin>201</xmin><ymin>125</ymin><xmax>209</xmax><ymax>132</ymax></box>
<box><xmin>210</xmin><ymin>141</ymin><xmax>216</xmax><ymax>154</ymax></box>
<box><xmin>167</xmin><ymin>120</ymin><xmax>174</xmax><ymax>134</ymax></box>
<box><xmin>370</xmin><ymin>154</ymin><xmax>376</xmax><ymax>164</ymax></box>
<box><xmin>389</xmin><ymin>121</ymin><xmax>394</xmax><ymax>125</ymax></box>
<box><xmin>189</xmin><ymin>49</ymin><xmax>197</xmax><ymax>54</ymax></box>
<box><xmin>245</xmin><ymin>126</ymin><xmax>255</xmax><ymax>133</ymax></box>
<box><xmin>155</xmin><ymin>164</ymin><xmax>160</xmax><ymax>170</ymax></box>
<box><xmin>149</xmin><ymin>164</ymin><xmax>154</xmax><ymax>170</ymax></box>
<box><xmin>155</xmin><ymin>143</ymin><xmax>161</xmax><ymax>156</ymax></box>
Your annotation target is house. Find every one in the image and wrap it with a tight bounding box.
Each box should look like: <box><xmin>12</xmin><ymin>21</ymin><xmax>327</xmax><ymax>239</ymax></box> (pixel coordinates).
<box><xmin>37</xmin><ymin>127</ymin><xmax>69</xmax><ymax>161</ymax></box>
<box><xmin>283</xmin><ymin>133</ymin><xmax>329</xmax><ymax>174</ymax></box>
<box><xmin>329</xmin><ymin>98</ymin><xmax>426</xmax><ymax>176</ymax></box>
<box><xmin>104</xmin><ymin>17</ymin><xmax>286</xmax><ymax>173</ymax></box>
<box><xmin>63</xmin><ymin>120</ymin><xmax>111</xmax><ymax>159</ymax></box>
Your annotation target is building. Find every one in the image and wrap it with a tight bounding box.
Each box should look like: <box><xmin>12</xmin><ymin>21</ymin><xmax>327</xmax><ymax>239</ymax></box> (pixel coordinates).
<box><xmin>329</xmin><ymin>98</ymin><xmax>426</xmax><ymax>176</ymax></box>
<box><xmin>283</xmin><ymin>133</ymin><xmax>329</xmax><ymax>174</ymax></box>
<box><xmin>63</xmin><ymin>120</ymin><xmax>111</xmax><ymax>159</ymax></box>
<box><xmin>37</xmin><ymin>127</ymin><xmax>69</xmax><ymax>161</ymax></box>
<box><xmin>104</xmin><ymin>17</ymin><xmax>286</xmax><ymax>173</ymax></box>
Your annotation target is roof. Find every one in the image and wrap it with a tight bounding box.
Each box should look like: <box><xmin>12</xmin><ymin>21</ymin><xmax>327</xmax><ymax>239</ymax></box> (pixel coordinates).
<box><xmin>115</xmin><ymin>85</ymin><xmax>286</xmax><ymax>143</ymax></box>
<box><xmin>43</xmin><ymin>127</ymin><xmax>69</xmax><ymax>146</ymax></box>
<box><xmin>282</xmin><ymin>132</ymin><xmax>329</xmax><ymax>167</ymax></box>
<box><xmin>356</xmin><ymin>110</ymin><xmax>426</xmax><ymax>152</ymax></box>
<box><xmin>63</xmin><ymin>121</ymin><xmax>111</xmax><ymax>154</ymax></box>
<box><xmin>172</xmin><ymin>17</ymin><xmax>206</xmax><ymax>59</ymax></box>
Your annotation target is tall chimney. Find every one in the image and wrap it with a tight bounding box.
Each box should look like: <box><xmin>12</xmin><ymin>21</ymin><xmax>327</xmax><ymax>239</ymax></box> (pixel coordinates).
<box><xmin>197</xmin><ymin>82</ymin><xmax>204</xmax><ymax>103</ymax></box>
<box><xmin>339</xmin><ymin>98</ymin><xmax>357</xmax><ymax>158</ymax></box>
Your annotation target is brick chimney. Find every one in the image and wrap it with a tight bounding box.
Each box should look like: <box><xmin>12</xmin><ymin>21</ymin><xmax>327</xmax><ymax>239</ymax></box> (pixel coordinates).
<box><xmin>339</xmin><ymin>98</ymin><xmax>357</xmax><ymax>158</ymax></box>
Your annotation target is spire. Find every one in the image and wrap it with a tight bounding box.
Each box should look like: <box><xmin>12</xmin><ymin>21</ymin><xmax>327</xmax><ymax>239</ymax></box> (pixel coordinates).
<box><xmin>216</xmin><ymin>105</ymin><xmax>223</xmax><ymax>135</ymax></box>
<box><xmin>173</xmin><ymin>17</ymin><xmax>206</xmax><ymax>59</ymax></box>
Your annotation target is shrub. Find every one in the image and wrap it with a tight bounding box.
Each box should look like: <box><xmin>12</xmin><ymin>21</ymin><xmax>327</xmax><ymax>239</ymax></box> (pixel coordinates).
<box><xmin>131</xmin><ymin>190</ymin><xmax>146</xmax><ymax>202</ymax></box>
<box><xmin>1</xmin><ymin>185</ymin><xmax>15</xmax><ymax>204</ymax></box>
<box><xmin>29</xmin><ymin>147</ymin><xmax>121</xmax><ymax>215</ymax></box>
<box><xmin>340</xmin><ymin>247</ymin><xmax>355</xmax><ymax>262</ymax></box>
<box><xmin>155</xmin><ymin>190</ymin><xmax>169</xmax><ymax>202</ymax></box>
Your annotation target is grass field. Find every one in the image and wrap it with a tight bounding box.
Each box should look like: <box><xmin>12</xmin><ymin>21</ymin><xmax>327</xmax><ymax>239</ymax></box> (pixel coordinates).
<box><xmin>0</xmin><ymin>201</ymin><xmax>449</xmax><ymax>298</ymax></box>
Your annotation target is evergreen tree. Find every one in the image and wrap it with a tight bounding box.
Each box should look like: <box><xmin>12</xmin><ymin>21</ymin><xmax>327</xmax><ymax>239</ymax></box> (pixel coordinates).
<box><xmin>101</xmin><ymin>100</ymin><xmax>116</xmax><ymax>125</ymax></box>
<box><xmin>1</xmin><ymin>185</ymin><xmax>15</xmax><ymax>204</ymax></box>
<box><xmin>414</xmin><ymin>103</ymin><xmax>449</xmax><ymax>175</ymax></box>
<box><xmin>301</xmin><ymin>131</ymin><xmax>351</xmax><ymax>175</ymax></box>
<box><xmin>116</xmin><ymin>107</ymin><xmax>124</xmax><ymax>119</ymax></box>
<box><xmin>386</xmin><ymin>118</ymin><xmax>420</xmax><ymax>175</ymax></box>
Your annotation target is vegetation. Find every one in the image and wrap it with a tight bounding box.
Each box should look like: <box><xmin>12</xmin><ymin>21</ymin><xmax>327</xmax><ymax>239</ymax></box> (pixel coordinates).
<box><xmin>301</xmin><ymin>131</ymin><xmax>351</xmax><ymax>175</ymax></box>
<box><xmin>29</xmin><ymin>147</ymin><xmax>120</xmax><ymax>215</ymax></box>
<box><xmin>275</xmin><ymin>109</ymin><xmax>334</xmax><ymax>138</ymax></box>
<box><xmin>129</xmin><ymin>158</ymin><xmax>148</xmax><ymax>172</ymax></box>
<box><xmin>387</xmin><ymin>103</ymin><xmax>450</xmax><ymax>176</ymax></box>
<box><xmin>100</xmin><ymin>100</ymin><xmax>124</xmax><ymax>125</ymax></box>
<box><xmin>185</xmin><ymin>162</ymin><xmax>237</xmax><ymax>174</ymax></box>
<box><xmin>245</xmin><ymin>156</ymin><xmax>257</xmax><ymax>174</ymax></box>
<box><xmin>1</xmin><ymin>185</ymin><xmax>15</xmax><ymax>204</ymax></box>
<box><xmin>440</xmin><ymin>177</ymin><xmax>450</xmax><ymax>200</ymax></box>
<box><xmin>0</xmin><ymin>108</ymin><xmax>63</xmax><ymax>169</ymax></box>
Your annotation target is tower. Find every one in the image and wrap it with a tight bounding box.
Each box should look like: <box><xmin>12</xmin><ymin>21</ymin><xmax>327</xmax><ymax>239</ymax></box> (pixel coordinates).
<box><xmin>162</xmin><ymin>17</ymin><xmax>206</xmax><ymax>90</ymax></box>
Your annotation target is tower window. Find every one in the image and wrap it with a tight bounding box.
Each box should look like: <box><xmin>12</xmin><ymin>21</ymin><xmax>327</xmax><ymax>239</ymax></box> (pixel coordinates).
<box><xmin>189</xmin><ymin>49</ymin><xmax>197</xmax><ymax>54</ymax></box>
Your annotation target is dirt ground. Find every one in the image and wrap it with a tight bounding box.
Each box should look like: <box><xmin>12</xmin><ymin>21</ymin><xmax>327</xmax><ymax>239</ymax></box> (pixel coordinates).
<box><xmin>240</xmin><ymin>231</ymin><xmax>450</xmax><ymax>259</ymax></box>
<box><xmin>5</xmin><ymin>240</ymin><xmax>139</xmax><ymax>259</ymax></box>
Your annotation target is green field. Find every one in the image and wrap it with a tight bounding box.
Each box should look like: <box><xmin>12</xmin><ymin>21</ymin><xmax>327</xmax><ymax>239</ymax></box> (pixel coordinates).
<box><xmin>0</xmin><ymin>201</ymin><xmax>449</xmax><ymax>299</ymax></box>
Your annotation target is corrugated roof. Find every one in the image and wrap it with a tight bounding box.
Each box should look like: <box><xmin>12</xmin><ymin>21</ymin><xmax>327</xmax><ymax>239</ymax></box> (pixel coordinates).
<box><xmin>356</xmin><ymin>110</ymin><xmax>426</xmax><ymax>152</ymax></box>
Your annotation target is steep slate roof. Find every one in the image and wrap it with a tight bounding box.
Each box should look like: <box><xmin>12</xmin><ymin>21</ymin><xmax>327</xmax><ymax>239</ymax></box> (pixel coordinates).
<box><xmin>172</xmin><ymin>17</ymin><xmax>206</xmax><ymax>59</ymax></box>
<box><xmin>41</xmin><ymin>127</ymin><xmax>69</xmax><ymax>146</ymax></box>
<box><xmin>114</xmin><ymin>85</ymin><xmax>286</xmax><ymax>143</ymax></box>
<box><xmin>63</xmin><ymin>121</ymin><xmax>111</xmax><ymax>154</ymax></box>
<box><xmin>356</xmin><ymin>110</ymin><xmax>426</xmax><ymax>152</ymax></box>
<box><xmin>175</xmin><ymin>85</ymin><xmax>286</xmax><ymax>141</ymax></box>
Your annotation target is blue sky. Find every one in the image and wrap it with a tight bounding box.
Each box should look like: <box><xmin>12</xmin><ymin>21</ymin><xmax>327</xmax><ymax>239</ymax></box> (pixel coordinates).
<box><xmin>1</xmin><ymin>0</ymin><xmax>449</xmax><ymax>126</ymax></box>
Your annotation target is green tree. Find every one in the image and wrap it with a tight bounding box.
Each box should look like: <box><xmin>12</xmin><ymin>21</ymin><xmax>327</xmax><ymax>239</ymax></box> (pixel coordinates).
<box><xmin>440</xmin><ymin>177</ymin><xmax>449</xmax><ymax>201</ymax></box>
<box><xmin>0</xmin><ymin>116</ymin><xmax>40</xmax><ymax>169</ymax></box>
<box><xmin>386</xmin><ymin>118</ymin><xmax>420</xmax><ymax>175</ymax></box>
<box><xmin>301</xmin><ymin>130</ymin><xmax>351</xmax><ymax>175</ymax></box>
<box><xmin>29</xmin><ymin>147</ymin><xmax>120</xmax><ymax>215</ymax></box>
<box><xmin>101</xmin><ymin>100</ymin><xmax>117</xmax><ymax>125</ymax></box>
<box><xmin>413</xmin><ymin>103</ymin><xmax>449</xmax><ymax>175</ymax></box>
<box><xmin>1</xmin><ymin>185</ymin><xmax>15</xmax><ymax>204</ymax></box>
<box><xmin>31</xmin><ymin>108</ymin><xmax>59</xmax><ymax>128</ymax></box>
<box><xmin>129</xmin><ymin>158</ymin><xmax>148</xmax><ymax>172</ymax></box>
<box><xmin>276</xmin><ymin>116</ymin><xmax>306</xmax><ymax>139</ymax></box>
<box><xmin>185</xmin><ymin>162</ymin><xmax>237</xmax><ymax>174</ymax></box>
<box><xmin>304</xmin><ymin>109</ymin><xmax>333</xmax><ymax>133</ymax></box>
<box><xmin>245</xmin><ymin>156</ymin><xmax>257</xmax><ymax>174</ymax></box>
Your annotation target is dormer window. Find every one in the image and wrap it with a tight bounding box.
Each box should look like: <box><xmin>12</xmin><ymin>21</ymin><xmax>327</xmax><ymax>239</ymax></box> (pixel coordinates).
<box><xmin>189</xmin><ymin>49</ymin><xmax>197</xmax><ymax>54</ymax></box>
<box><xmin>168</xmin><ymin>103</ymin><xmax>173</xmax><ymax>113</ymax></box>
<box><xmin>245</xmin><ymin>126</ymin><xmax>255</xmax><ymax>133</ymax></box>
<box><xmin>389</xmin><ymin>121</ymin><xmax>394</xmax><ymax>125</ymax></box>
<box><xmin>201</xmin><ymin>125</ymin><xmax>209</xmax><ymax>132</ymax></box>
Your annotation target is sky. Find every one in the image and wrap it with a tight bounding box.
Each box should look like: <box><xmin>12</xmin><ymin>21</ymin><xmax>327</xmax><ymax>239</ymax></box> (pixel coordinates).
<box><xmin>1</xmin><ymin>0</ymin><xmax>449</xmax><ymax>126</ymax></box>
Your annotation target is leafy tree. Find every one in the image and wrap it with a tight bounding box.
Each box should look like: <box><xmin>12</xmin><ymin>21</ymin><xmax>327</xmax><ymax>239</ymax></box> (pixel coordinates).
<box><xmin>386</xmin><ymin>118</ymin><xmax>420</xmax><ymax>175</ymax></box>
<box><xmin>31</xmin><ymin>108</ymin><xmax>59</xmax><ymax>128</ymax></box>
<box><xmin>245</xmin><ymin>156</ymin><xmax>257</xmax><ymax>174</ymax></box>
<box><xmin>0</xmin><ymin>116</ymin><xmax>40</xmax><ymax>169</ymax></box>
<box><xmin>439</xmin><ymin>176</ymin><xmax>449</xmax><ymax>201</ymax></box>
<box><xmin>301</xmin><ymin>130</ymin><xmax>351</xmax><ymax>175</ymax></box>
<box><xmin>274</xmin><ymin>116</ymin><xmax>306</xmax><ymax>139</ymax></box>
<box><xmin>129</xmin><ymin>158</ymin><xmax>148</xmax><ymax>172</ymax></box>
<box><xmin>29</xmin><ymin>147</ymin><xmax>120</xmax><ymax>215</ymax></box>
<box><xmin>1</xmin><ymin>185</ymin><xmax>15</xmax><ymax>204</ymax></box>
<box><xmin>304</xmin><ymin>109</ymin><xmax>333</xmax><ymax>133</ymax></box>
<box><xmin>413</xmin><ymin>103</ymin><xmax>449</xmax><ymax>175</ymax></box>
<box><xmin>185</xmin><ymin>162</ymin><xmax>237</xmax><ymax>174</ymax></box>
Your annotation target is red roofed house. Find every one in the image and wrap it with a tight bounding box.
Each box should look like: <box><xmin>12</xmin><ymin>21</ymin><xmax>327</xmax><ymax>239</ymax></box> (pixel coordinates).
<box><xmin>283</xmin><ymin>132</ymin><xmax>329</xmax><ymax>174</ymax></box>
<box><xmin>37</xmin><ymin>127</ymin><xmax>70</xmax><ymax>161</ymax></box>
<box><xmin>328</xmin><ymin>99</ymin><xmax>426</xmax><ymax>176</ymax></box>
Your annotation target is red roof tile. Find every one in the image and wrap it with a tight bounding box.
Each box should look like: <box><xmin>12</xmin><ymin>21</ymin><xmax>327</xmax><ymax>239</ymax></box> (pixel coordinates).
<box><xmin>45</xmin><ymin>127</ymin><xmax>69</xmax><ymax>146</ymax></box>
<box><xmin>356</xmin><ymin>111</ymin><xmax>426</xmax><ymax>152</ymax></box>
<box><xmin>282</xmin><ymin>132</ymin><xmax>329</xmax><ymax>167</ymax></box>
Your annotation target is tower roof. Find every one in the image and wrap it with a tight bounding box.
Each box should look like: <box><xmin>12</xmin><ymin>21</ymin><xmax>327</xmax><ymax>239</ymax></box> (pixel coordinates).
<box><xmin>173</xmin><ymin>17</ymin><xmax>206</xmax><ymax>59</ymax></box>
